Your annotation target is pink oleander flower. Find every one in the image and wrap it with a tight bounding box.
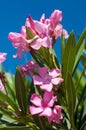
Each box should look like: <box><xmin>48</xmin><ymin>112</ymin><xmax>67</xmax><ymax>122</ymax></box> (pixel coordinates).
<box><xmin>30</xmin><ymin>91</ymin><xmax>57</xmax><ymax>117</ymax></box>
<box><xmin>25</xmin><ymin>16</ymin><xmax>52</xmax><ymax>50</ymax></box>
<box><xmin>33</xmin><ymin>67</ymin><xmax>64</xmax><ymax>91</ymax></box>
<box><xmin>48</xmin><ymin>105</ymin><xmax>63</xmax><ymax>123</ymax></box>
<box><xmin>8</xmin><ymin>10</ymin><xmax>68</xmax><ymax>58</ymax></box>
<box><xmin>20</xmin><ymin>60</ymin><xmax>38</xmax><ymax>77</ymax></box>
<box><xmin>0</xmin><ymin>52</ymin><xmax>7</xmax><ymax>64</ymax></box>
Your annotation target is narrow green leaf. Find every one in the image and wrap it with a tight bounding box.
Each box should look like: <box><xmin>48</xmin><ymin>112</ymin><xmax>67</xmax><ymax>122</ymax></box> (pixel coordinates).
<box><xmin>72</xmin><ymin>28</ymin><xmax>86</xmax><ymax>73</ymax></box>
<box><xmin>5</xmin><ymin>73</ymin><xmax>16</xmax><ymax>101</ymax></box>
<box><xmin>73</xmin><ymin>41</ymin><xmax>85</xmax><ymax>73</ymax></box>
<box><xmin>62</xmin><ymin>31</ymin><xmax>76</xmax><ymax>77</ymax></box>
<box><xmin>66</xmin><ymin>73</ymin><xmax>76</xmax><ymax>129</ymax></box>
<box><xmin>61</xmin><ymin>34</ymin><xmax>66</xmax><ymax>62</ymax></box>
<box><xmin>15</xmin><ymin>67</ymin><xmax>28</xmax><ymax>115</ymax></box>
<box><xmin>76</xmin><ymin>28</ymin><xmax>86</xmax><ymax>52</ymax></box>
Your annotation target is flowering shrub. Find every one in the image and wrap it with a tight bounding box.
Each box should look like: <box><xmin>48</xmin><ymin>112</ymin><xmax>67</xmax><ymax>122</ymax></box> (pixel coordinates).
<box><xmin>0</xmin><ymin>9</ymin><xmax>86</xmax><ymax>130</ymax></box>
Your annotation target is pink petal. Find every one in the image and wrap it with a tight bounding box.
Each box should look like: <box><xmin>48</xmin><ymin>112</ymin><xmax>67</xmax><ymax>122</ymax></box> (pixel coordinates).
<box><xmin>38</xmin><ymin>67</ymin><xmax>48</xmax><ymax>78</ymax></box>
<box><xmin>33</xmin><ymin>75</ymin><xmax>43</xmax><ymax>85</ymax></box>
<box><xmin>30</xmin><ymin>94</ymin><xmax>42</xmax><ymax>106</ymax></box>
<box><xmin>43</xmin><ymin>91</ymin><xmax>53</xmax><ymax>103</ymax></box>
<box><xmin>53</xmin><ymin>24</ymin><xmax>62</xmax><ymax>38</ymax></box>
<box><xmin>35</xmin><ymin>21</ymin><xmax>46</xmax><ymax>34</ymax></box>
<box><xmin>25</xmin><ymin>16</ymin><xmax>35</xmax><ymax>33</ymax></box>
<box><xmin>51</xmin><ymin>77</ymin><xmax>64</xmax><ymax>85</ymax></box>
<box><xmin>39</xmin><ymin>107</ymin><xmax>52</xmax><ymax>117</ymax></box>
<box><xmin>30</xmin><ymin>39</ymin><xmax>42</xmax><ymax>50</ymax></box>
<box><xmin>40</xmin><ymin>83</ymin><xmax>53</xmax><ymax>91</ymax></box>
<box><xmin>49</xmin><ymin>69</ymin><xmax>61</xmax><ymax>78</ymax></box>
<box><xmin>48</xmin><ymin>96</ymin><xmax>57</xmax><ymax>107</ymax></box>
<box><xmin>41</xmin><ymin>37</ymin><xmax>52</xmax><ymax>48</ymax></box>
<box><xmin>29</xmin><ymin>106</ymin><xmax>43</xmax><ymax>115</ymax></box>
<box><xmin>62</xmin><ymin>29</ymin><xmax>69</xmax><ymax>39</ymax></box>
<box><xmin>40</xmin><ymin>13</ymin><xmax>45</xmax><ymax>23</ymax></box>
<box><xmin>43</xmin><ymin>91</ymin><xmax>56</xmax><ymax>107</ymax></box>
<box><xmin>50</xmin><ymin>10</ymin><xmax>62</xmax><ymax>27</ymax></box>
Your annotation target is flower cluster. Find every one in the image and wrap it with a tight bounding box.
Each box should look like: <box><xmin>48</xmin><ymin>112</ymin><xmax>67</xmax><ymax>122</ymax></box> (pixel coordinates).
<box><xmin>20</xmin><ymin>60</ymin><xmax>64</xmax><ymax>123</ymax></box>
<box><xmin>8</xmin><ymin>10</ymin><xmax>68</xmax><ymax>59</ymax></box>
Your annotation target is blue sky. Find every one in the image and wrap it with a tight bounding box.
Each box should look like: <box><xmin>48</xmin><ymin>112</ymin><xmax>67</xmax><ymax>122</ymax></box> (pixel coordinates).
<box><xmin>0</xmin><ymin>0</ymin><xmax>86</xmax><ymax>73</ymax></box>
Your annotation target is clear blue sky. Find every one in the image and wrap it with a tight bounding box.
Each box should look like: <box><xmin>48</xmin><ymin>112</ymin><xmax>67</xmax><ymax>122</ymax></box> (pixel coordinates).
<box><xmin>0</xmin><ymin>0</ymin><xmax>86</xmax><ymax>73</ymax></box>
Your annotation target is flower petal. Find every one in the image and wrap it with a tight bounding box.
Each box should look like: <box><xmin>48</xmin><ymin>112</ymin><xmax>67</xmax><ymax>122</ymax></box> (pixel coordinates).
<box><xmin>33</xmin><ymin>75</ymin><xmax>43</xmax><ymax>85</ymax></box>
<box><xmin>40</xmin><ymin>83</ymin><xmax>53</xmax><ymax>91</ymax></box>
<box><xmin>51</xmin><ymin>77</ymin><xmax>64</xmax><ymax>85</ymax></box>
<box><xmin>39</xmin><ymin>107</ymin><xmax>52</xmax><ymax>117</ymax></box>
<box><xmin>30</xmin><ymin>39</ymin><xmax>42</xmax><ymax>50</ymax></box>
<box><xmin>30</xmin><ymin>106</ymin><xmax>43</xmax><ymax>115</ymax></box>
<box><xmin>49</xmin><ymin>69</ymin><xmax>61</xmax><ymax>78</ymax></box>
<box><xmin>43</xmin><ymin>91</ymin><xmax>56</xmax><ymax>107</ymax></box>
<box><xmin>38</xmin><ymin>67</ymin><xmax>48</xmax><ymax>78</ymax></box>
<box><xmin>30</xmin><ymin>94</ymin><xmax>42</xmax><ymax>106</ymax></box>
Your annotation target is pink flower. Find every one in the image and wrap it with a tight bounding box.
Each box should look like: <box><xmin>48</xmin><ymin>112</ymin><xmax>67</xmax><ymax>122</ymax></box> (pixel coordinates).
<box><xmin>33</xmin><ymin>67</ymin><xmax>64</xmax><ymax>91</ymax></box>
<box><xmin>48</xmin><ymin>105</ymin><xmax>63</xmax><ymax>123</ymax></box>
<box><xmin>30</xmin><ymin>91</ymin><xmax>57</xmax><ymax>117</ymax></box>
<box><xmin>26</xmin><ymin>16</ymin><xmax>52</xmax><ymax>49</ymax></box>
<box><xmin>0</xmin><ymin>52</ymin><xmax>7</xmax><ymax>64</ymax></box>
<box><xmin>20</xmin><ymin>60</ymin><xmax>38</xmax><ymax>77</ymax></box>
<box><xmin>8</xmin><ymin>10</ymin><xmax>68</xmax><ymax>56</ymax></box>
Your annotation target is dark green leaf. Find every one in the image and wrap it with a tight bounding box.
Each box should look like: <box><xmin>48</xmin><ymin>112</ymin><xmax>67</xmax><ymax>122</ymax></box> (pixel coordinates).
<box><xmin>15</xmin><ymin>67</ymin><xmax>28</xmax><ymax>115</ymax></box>
<box><xmin>66</xmin><ymin>73</ymin><xmax>76</xmax><ymax>129</ymax></box>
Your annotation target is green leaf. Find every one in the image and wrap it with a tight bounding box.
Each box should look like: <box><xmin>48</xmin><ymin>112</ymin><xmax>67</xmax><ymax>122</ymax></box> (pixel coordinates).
<box><xmin>0</xmin><ymin>91</ymin><xmax>19</xmax><ymax>114</ymax></box>
<box><xmin>15</xmin><ymin>67</ymin><xmax>28</xmax><ymax>115</ymax></box>
<box><xmin>61</xmin><ymin>34</ymin><xmax>66</xmax><ymax>62</ymax></box>
<box><xmin>66</xmin><ymin>73</ymin><xmax>76</xmax><ymax>129</ymax></box>
<box><xmin>73</xmin><ymin>41</ymin><xmax>85</xmax><ymax>73</ymax></box>
<box><xmin>62</xmin><ymin>31</ymin><xmax>76</xmax><ymax>77</ymax></box>
<box><xmin>5</xmin><ymin>73</ymin><xmax>16</xmax><ymax>101</ymax></box>
<box><xmin>76</xmin><ymin>28</ymin><xmax>86</xmax><ymax>52</ymax></box>
<box><xmin>72</xmin><ymin>28</ymin><xmax>86</xmax><ymax>73</ymax></box>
